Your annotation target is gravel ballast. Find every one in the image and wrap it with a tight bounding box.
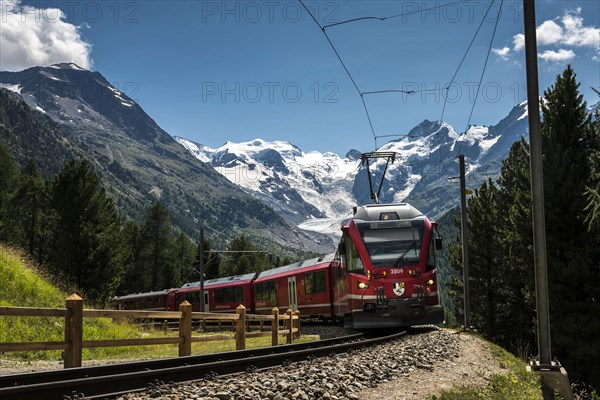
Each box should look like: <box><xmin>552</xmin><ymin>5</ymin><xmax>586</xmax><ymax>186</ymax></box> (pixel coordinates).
<box><xmin>114</xmin><ymin>328</ymin><xmax>460</xmax><ymax>400</ymax></box>
<box><xmin>2</xmin><ymin>327</ymin><xmax>508</xmax><ymax>399</ymax></box>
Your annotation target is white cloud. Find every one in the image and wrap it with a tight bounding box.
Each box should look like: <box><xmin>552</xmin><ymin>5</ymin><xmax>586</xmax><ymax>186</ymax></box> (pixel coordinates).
<box><xmin>512</xmin><ymin>9</ymin><xmax>599</xmax><ymax>60</ymax></box>
<box><xmin>561</xmin><ymin>12</ymin><xmax>600</xmax><ymax>48</ymax></box>
<box><xmin>513</xmin><ymin>34</ymin><xmax>525</xmax><ymax>52</ymax></box>
<box><xmin>538</xmin><ymin>49</ymin><xmax>576</xmax><ymax>63</ymax></box>
<box><xmin>536</xmin><ymin>20</ymin><xmax>564</xmax><ymax>46</ymax></box>
<box><xmin>492</xmin><ymin>47</ymin><xmax>510</xmax><ymax>61</ymax></box>
<box><xmin>0</xmin><ymin>0</ymin><xmax>93</xmax><ymax>71</ymax></box>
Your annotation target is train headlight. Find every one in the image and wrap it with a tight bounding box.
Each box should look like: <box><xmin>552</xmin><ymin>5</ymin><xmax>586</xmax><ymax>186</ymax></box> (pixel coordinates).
<box><xmin>427</xmin><ymin>279</ymin><xmax>434</xmax><ymax>286</ymax></box>
<box><xmin>358</xmin><ymin>281</ymin><xmax>368</xmax><ymax>289</ymax></box>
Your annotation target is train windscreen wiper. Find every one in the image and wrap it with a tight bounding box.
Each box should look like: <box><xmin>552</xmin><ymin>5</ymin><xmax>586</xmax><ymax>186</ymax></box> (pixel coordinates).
<box><xmin>393</xmin><ymin>240</ymin><xmax>418</xmax><ymax>267</ymax></box>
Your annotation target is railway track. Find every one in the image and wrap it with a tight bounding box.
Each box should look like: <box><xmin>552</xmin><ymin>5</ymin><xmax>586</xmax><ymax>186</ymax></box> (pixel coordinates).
<box><xmin>0</xmin><ymin>330</ymin><xmax>407</xmax><ymax>400</ymax></box>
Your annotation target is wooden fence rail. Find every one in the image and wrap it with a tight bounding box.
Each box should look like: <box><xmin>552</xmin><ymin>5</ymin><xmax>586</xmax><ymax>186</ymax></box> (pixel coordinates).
<box><xmin>0</xmin><ymin>294</ymin><xmax>300</xmax><ymax>368</ymax></box>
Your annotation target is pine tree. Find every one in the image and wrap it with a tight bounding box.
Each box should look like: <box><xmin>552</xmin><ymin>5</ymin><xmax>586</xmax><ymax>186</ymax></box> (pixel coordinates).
<box><xmin>10</xmin><ymin>160</ymin><xmax>48</xmax><ymax>256</ymax></box>
<box><xmin>583</xmin><ymin>93</ymin><xmax>600</xmax><ymax>390</ymax></box>
<box><xmin>0</xmin><ymin>142</ymin><xmax>18</xmax><ymax>241</ymax></box>
<box><xmin>447</xmin><ymin>69</ymin><xmax>599</xmax><ymax>388</ymax></box>
<box><xmin>448</xmin><ymin>140</ymin><xmax>536</xmax><ymax>352</ymax></box>
<box><xmin>446</xmin><ymin>212</ymin><xmax>464</xmax><ymax>325</ymax></box>
<box><xmin>463</xmin><ymin>179</ymin><xmax>505</xmax><ymax>340</ymax></box>
<box><xmin>496</xmin><ymin>138</ymin><xmax>536</xmax><ymax>352</ymax></box>
<box><xmin>204</xmin><ymin>244</ymin><xmax>222</xmax><ymax>280</ymax></box>
<box><xmin>584</xmin><ymin>89</ymin><xmax>600</xmax><ymax>229</ymax></box>
<box><xmin>116</xmin><ymin>220</ymin><xmax>143</xmax><ymax>295</ymax></box>
<box><xmin>192</xmin><ymin>236</ymin><xmax>222</xmax><ymax>281</ymax></box>
<box><xmin>436</xmin><ymin>207</ymin><xmax>461</xmax><ymax>326</ymax></box>
<box><xmin>222</xmin><ymin>234</ymin><xmax>269</xmax><ymax>276</ymax></box>
<box><xmin>172</xmin><ymin>232</ymin><xmax>196</xmax><ymax>287</ymax></box>
<box><xmin>540</xmin><ymin>66</ymin><xmax>599</xmax><ymax>387</ymax></box>
<box><xmin>139</xmin><ymin>202</ymin><xmax>173</xmax><ymax>291</ymax></box>
<box><xmin>47</xmin><ymin>159</ymin><xmax>125</xmax><ymax>301</ymax></box>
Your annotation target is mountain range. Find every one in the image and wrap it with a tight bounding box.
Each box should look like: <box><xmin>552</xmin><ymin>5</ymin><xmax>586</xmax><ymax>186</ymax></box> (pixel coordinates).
<box><xmin>1</xmin><ymin>63</ymin><xmax>530</xmax><ymax>254</ymax></box>
<box><xmin>175</xmin><ymin>100</ymin><xmax>529</xmax><ymax>240</ymax></box>
<box><xmin>0</xmin><ymin>64</ymin><xmax>330</xmax><ymax>255</ymax></box>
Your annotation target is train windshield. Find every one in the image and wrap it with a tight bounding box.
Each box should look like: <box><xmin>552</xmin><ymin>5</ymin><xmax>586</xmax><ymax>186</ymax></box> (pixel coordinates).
<box><xmin>357</xmin><ymin>220</ymin><xmax>424</xmax><ymax>267</ymax></box>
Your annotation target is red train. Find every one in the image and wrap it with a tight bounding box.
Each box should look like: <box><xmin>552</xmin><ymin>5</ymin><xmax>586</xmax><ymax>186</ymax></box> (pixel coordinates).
<box><xmin>113</xmin><ymin>289</ymin><xmax>178</xmax><ymax>311</ymax></box>
<box><xmin>113</xmin><ymin>203</ymin><xmax>444</xmax><ymax>329</ymax></box>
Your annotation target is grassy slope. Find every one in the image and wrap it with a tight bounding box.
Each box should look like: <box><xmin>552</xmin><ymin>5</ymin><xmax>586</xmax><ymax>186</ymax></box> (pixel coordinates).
<box><xmin>0</xmin><ymin>244</ymin><xmax>143</xmax><ymax>360</ymax></box>
<box><xmin>0</xmin><ymin>244</ymin><xmax>314</xmax><ymax>362</ymax></box>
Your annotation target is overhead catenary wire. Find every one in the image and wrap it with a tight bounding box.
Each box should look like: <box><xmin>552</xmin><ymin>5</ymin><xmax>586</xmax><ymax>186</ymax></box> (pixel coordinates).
<box><xmin>362</xmin><ymin>89</ymin><xmax>416</xmax><ymax>96</ymax></box>
<box><xmin>438</xmin><ymin>0</ymin><xmax>499</xmax><ymax>126</ymax></box>
<box><xmin>298</xmin><ymin>0</ymin><xmax>377</xmax><ymax>147</ymax></box>
<box><xmin>342</xmin><ymin>6</ymin><xmax>480</xmax><ymax>144</ymax></box>
<box><xmin>322</xmin><ymin>0</ymin><xmax>476</xmax><ymax>30</ymax></box>
<box><xmin>299</xmin><ymin>0</ymin><xmax>475</xmax><ymax>150</ymax></box>
<box><xmin>430</xmin><ymin>0</ymin><xmax>498</xmax><ymax>179</ymax></box>
<box><xmin>299</xmin><ymin>0</ymin><xmax>507</xmax><ymax>182</ymax></box>
<box><xmin>455</xmin><ymin>0</ymin><xmax>504</xmax><ymax>157</ymax></box>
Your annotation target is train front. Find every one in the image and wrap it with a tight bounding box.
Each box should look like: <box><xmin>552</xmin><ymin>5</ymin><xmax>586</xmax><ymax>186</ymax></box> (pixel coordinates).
<box><xmin>338</xmin><ymin>203</ymin><xmax>445</xmax><ymax>329</ymax></box>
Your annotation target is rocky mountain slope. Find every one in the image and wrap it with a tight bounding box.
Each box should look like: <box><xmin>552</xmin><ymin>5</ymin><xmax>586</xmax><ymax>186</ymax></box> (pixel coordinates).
<box><xmin>0</xmin><ymin>64</ymin><xmax>328</xmax><ymax>254</ymax></box>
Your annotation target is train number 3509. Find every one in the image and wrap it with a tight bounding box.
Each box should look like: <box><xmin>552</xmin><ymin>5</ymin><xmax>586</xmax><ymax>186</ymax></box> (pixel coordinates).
<box><xmin>390</xmin><ymin>268</ymin><xmax>403</xmax><ymax>275</ymax></box>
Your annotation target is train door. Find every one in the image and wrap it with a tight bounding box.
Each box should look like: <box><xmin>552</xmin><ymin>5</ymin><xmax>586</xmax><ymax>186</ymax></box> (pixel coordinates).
<box><xmin>288</xmin><ymin>276</ymin><xmax>298</xmax><ymax>311</ymax></box>
<box><xmin>204</xmin><ymin>290</ymin><xmax>210</xmax><ymax>312</ymax></box>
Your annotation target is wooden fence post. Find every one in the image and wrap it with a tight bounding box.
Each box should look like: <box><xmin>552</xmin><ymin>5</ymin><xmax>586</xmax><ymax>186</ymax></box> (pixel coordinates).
<box><xmin>179</xmin><ymin>301</ymin><xmax>192</xmax><ymax>357</ymax></box>
<box><xmin>294</xmin><ymin>310</ymin><xmax>301</xmax><ymax>339</ymax></box>
<box><xmin>235</xmin><ymin>305</ymin><xmax>246</xmax><ymax>350</ymax></box>
<box><xmin>271</xmin><ymin>307</ymin><xmax>279</xmax><ymax>347</ymax></box>
<box><xmin>64</xmin><ymin>294</ymin><xmax>83</xmax><ymax>368</ymax></box>
<box><xmin>285</xmin><ymin>309</ymin><xmax>293</xmax><ymax>344</ymax></box>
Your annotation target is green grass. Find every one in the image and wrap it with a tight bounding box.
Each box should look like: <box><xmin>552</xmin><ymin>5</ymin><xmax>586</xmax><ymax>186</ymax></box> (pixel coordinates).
<box><xmin>0</xmin><ymin>244</ymin><xmax>316</xmax><ymax>363</ymax></box>
<box><xmin>0</xmin><ymin>245</ymin><xmax>153</xmax><ymax>360</ymax></box>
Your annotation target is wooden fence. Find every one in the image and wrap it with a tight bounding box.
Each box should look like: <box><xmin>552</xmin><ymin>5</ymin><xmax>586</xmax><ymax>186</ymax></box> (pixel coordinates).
<box><xmin>0</xmin><ymin>294</ymin><xmax>301</xmax><ymax>368</ymax></box>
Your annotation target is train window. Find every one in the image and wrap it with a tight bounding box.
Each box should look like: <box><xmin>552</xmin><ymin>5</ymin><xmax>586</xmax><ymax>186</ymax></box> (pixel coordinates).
<box><xmin>345</xmin><ymin>236</ymin><xmax>365</xmax><ymax>274</ymax></box>
<box><xmin>305</xmin><ymin>271</ymin><xmax>327</xmax><ymax>294</ymax></box>
<box><xmin>215</xmin><ymin>289</ymin><xmax>224</xmax><ymax>303</ymax></box>
<box><xmin>234</xmin><ymin>287</ymin><xmax>244</xmax><ymax>303</ymax></box>
<box><xmin>361</xmin><ymin>225</ymin><xmax>422</xmax><ymax>267</ymax></box>
<box><xmin>256</xmin><ymin>281</ymin><xmax>276</xmax><ymax>305</ymax></box>
<box><xmin>215</xmin><ymin>287</ymin><xmax>245</xmax><ymax>303</ymax></box>
<box><xmin>268</xmin><ymin>287</ymin><xmax>275</xmax><ymax>305</ymax></box>
<box><xmin>186</xmin><ymin>292</ymin><xmax>199</xmax><ymax>304</ymax></box>
<box><xmin>304</xmin><ymin>273</ymin><xmax>314</xmax><ymax>294</ymax></box>
<box><xmin>315</xmin><ymin>271</ymin><xmax>327</xmax><ymax>292</ymax></box>
<box><xmin>256</xmin><ymin>283</ymin><xmax>266</xmax><ymax>300</ymax></box>
<box><xmin>183</xmin><ymin>292</ymin><xmax>198</xmax><ymax>304</ymax></box>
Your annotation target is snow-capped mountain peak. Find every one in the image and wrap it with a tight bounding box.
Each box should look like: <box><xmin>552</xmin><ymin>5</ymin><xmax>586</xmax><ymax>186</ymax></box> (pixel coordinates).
<box><xmin>48</xmin><ymin>63</ymin><xmax>87</xmax><ymax>71</ymax></box>
<box><xmin>176</xmin><ymin>102</ymin><xmax>530</xmax><ymax>240</ymax></box>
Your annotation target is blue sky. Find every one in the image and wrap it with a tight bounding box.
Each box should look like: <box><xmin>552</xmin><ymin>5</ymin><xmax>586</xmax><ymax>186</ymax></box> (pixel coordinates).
<box><xmin>3</xmin><ymin>1</ymin><xmax>599</xmax><ymax>155</ymax></box>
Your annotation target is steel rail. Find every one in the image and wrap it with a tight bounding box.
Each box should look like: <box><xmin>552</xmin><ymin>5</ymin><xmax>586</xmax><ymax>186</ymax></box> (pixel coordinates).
<box><xmin>0</xmin><ymin>333</ymin><xmax>362</xmax><ymax>388</ymax></box>
<box><xmin>0</xmin><ymin>332</ymin><xmax>407</xmax><ymax>400</ymax></box>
